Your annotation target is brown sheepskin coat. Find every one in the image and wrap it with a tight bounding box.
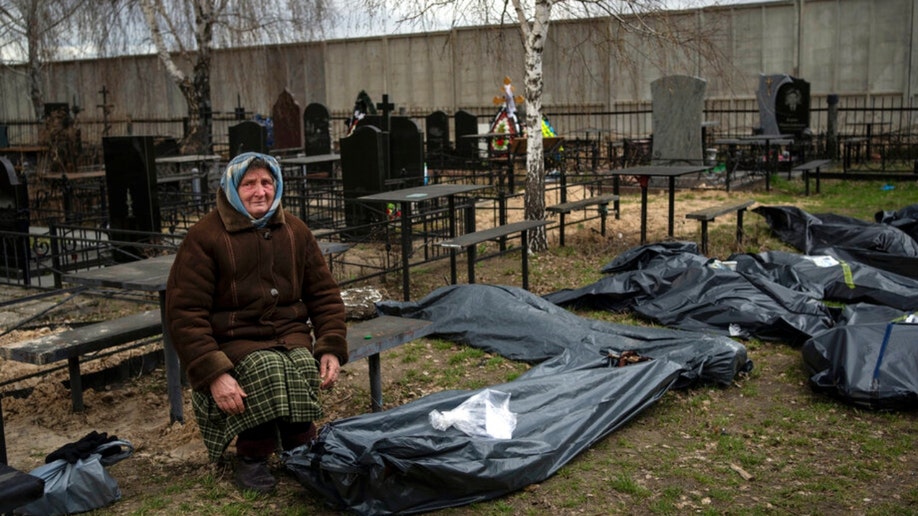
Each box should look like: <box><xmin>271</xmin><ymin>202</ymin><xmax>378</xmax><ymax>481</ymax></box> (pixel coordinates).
<box><xmin>165</xmin><ymin>190</ymin><xmax>348</xmax><ymax>390</ymax></box>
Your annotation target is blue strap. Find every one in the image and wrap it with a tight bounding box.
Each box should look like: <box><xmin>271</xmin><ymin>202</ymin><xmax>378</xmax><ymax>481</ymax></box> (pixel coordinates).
<box><xmin>870</xmin><ymin>323</ymin><xmax>896</xmax><ymax>393</ymax></box>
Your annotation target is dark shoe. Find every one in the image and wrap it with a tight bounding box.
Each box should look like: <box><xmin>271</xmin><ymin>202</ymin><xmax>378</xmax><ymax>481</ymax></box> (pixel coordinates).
<box><xmin>234</xmin><ymin>456</ymin><xmax>276</xmax><ymax>494</ymax></box>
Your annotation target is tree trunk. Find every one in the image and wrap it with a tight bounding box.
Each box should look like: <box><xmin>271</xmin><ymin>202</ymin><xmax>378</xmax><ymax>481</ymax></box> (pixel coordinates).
<box><xmin>140</xmin><ymin>0</ymin><xmax>214</xmax><ymax>155</ymax></box>
<box><xmin>185</xmin><ymin>0</ymin><xmax>215</xmax><ymax>155</ymax></box>
<box><xmin>519</xmin><ymin>0</ymin><xmax>553</xmax><ymax>253</ymax></box>
<box><xmin>26</xmin><ymin>7</ymin><xmax>43</xmax><ymax>119</ymax></box>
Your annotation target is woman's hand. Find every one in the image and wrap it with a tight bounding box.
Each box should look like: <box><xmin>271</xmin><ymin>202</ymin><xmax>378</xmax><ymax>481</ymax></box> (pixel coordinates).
<box><xmin>319</xmin><ymin>354</ymin><xmax>341</xmax><ymax>389</ymax></box>
<box><xmin>210</xmin><ymin>373</ymin><xmax>247</xmax><ymax>415</ymax></box>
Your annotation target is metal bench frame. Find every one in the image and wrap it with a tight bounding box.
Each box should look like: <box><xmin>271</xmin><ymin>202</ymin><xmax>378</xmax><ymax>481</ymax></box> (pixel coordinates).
<box><xmin>440</xmin><ymin>219</ymin><xmax>550</xmax><ymax>290</ymax></box>
<box><xmin>792</xmin><ymin>159</ymin><xmax>833</xmax><ymax>196</ymax></box>
<box><xmin>0</xmin><ymin>310</ymin><xmax>162</xmax><ymax>412</ymax></box>
<box><xmin>686</xmin><ymin>199</ymin><xmax>755</xmax><ymax>254</ymax></box>
<box><xmin>546</xmin><ymin>194</ymin><xmax>620</xmax><ymax>246</ymax></box>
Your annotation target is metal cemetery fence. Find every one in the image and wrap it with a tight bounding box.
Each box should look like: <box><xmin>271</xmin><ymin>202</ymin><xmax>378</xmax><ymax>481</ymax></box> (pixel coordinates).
<box><xmin>4</xmin><ymin>97</ymin><xmax>917</xmax><ymax>293</ymax></box>
<box><xmin>0</xmin><ymin>171</ymin><xmax>496</xmax><ymax>295</ymax></box>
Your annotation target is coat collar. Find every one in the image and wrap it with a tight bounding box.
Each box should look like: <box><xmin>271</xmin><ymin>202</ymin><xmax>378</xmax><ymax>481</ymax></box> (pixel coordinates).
<box><xmin>216</xmin><ymin>188</ymin><xmax>285</xmax><ymax>232</ymax></box>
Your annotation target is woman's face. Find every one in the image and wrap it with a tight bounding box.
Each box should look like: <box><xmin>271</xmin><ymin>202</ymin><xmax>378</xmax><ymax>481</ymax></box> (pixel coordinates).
<box><xmin>238</xmin><ymin>167</ymin><xmax>276</xmax><ymax>218</ymax></box>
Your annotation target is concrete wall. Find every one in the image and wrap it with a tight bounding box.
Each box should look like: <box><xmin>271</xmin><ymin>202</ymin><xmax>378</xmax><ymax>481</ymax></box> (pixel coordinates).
<box><xmin>0</xmin><ymin>0</ymin><xmax>914</xmax><ymax>125</ymax></box>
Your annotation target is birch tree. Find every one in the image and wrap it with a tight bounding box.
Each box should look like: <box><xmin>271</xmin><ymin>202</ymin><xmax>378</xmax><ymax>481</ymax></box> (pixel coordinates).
<box><xmin>0</xmin><ymin>0</ymin><xmax>87</xmax><ymax>118</ymax></box>
<box><xmin>93</xmin><ymin>0</ymin><xmax>334</xmax><ymax>154</ymax></box>
<box><xmin>375</xmin><ymin>0</ymin><xmax>726</xmax><ymax>252</ymax></box>
<box><xmin>514</xmin><ymin>0</ymin><xmax>551</xmax><ymax>251</ymax></box>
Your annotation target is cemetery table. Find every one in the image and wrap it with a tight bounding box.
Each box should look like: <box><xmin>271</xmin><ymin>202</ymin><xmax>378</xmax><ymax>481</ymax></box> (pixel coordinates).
<box><xmin>460</xmin><ymin>132</ymin><xmax>518</xmax><ymax>192</ymax></box>
<box><xmin>279</xmin><ymin>153</ymin><xmax>341</xmax><ymax>177</ymax></box>
<box><xmin>847</xmin><ymin>122</ymin><xmax>891</xmax><ymax>163</ymax></box>
<box><xmin>155</xmin><ymin>154</ymin><xmax>221</xmax><ymax>199</ymax></box>
<box><xmin>737</xmin><ymin>134</ymin><xmax>794</xmax><ymax>191</ymax></box>
<box><xmin>577</xmin><ymin>128</ymin><xmax>614</xmax><ymax>172</ymax></box>
<box><xmin>155</xmin><ymin>154</ymin><xmax>221</xmax><ymax>173</ymax></box>
<box><xmin>358</xmin><ymin>184</ymin><xmax>489</xmax><ymax>301</ymax></box>
<box><xmin>507</xmin><ymin>136</ymin><xmax>564</xmax><ymax>193</ymax></box>
<box><xmin>603</xmin><ymin>165</ymin><xmax>713</xmax><ymax>244</ymax></box>
<box><xmin>61</xmin><ymin>254</ymin><xmax>184</xmax><ymax>423</ymax></box>
<box><xmin>0</xmin><ymin>145</ymin><xmax>48</xmax><ymax>171</ymax></box>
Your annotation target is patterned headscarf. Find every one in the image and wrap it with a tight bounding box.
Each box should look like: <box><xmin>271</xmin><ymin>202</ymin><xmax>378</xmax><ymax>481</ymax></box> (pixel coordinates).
<box><xmin>220</xmin><ymin>152</ymin><xmax>284</xmax><ymax>228</ymax></box>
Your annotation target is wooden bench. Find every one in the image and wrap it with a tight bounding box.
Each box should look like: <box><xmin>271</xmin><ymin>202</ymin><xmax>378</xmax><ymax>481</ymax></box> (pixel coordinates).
<box><xmin>440</xmin><ymin>219</ymin><xmax>550</xmax><ymax>290</ymax></box>
<box><xmin>546</xmin><ymin>194</ymin><xmax>620</xmax><ymax>246</ymax></box>
<box><xmin>792</xmin><ymin>159</ymin><xmax>832</xmax><ymax>196</ymax></box>
<box><xmin>685</xmin><ymin>199</ymin><xmax>755</xmax><ymax>255</ymax></box>
<box><xmin>347</xmin><ymin>315</ymin><xmax>435</xmax><ymax>412</ymax></box>
<box><xmin>0</xmin><ymin>310</ymin><xmax>162</xmax><ymax>412</ymax></box>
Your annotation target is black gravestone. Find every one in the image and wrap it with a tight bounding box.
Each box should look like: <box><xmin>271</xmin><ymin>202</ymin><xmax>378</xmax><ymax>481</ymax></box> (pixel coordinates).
<box><xmin>304</xmin><ymin>103</ymin><xmax>332</xmax><ymax>155</ymax></box>
<box><xmin>357</xmin><ymin>115</ymin><xmax>425</xmax><ymax>187</ymax></box>
<box><xmin>454</xmin><ymin>110</ymin><xmax>479</xmax><ymax>161</ymax></box>
<box><xmin>340</xmin><ymin>125</ymin><xmax>388</xmax><ymax>237</ymax></box>
<box><xmin>228</xmin><ymin>120</ymin><xmax>267</xmax><ymax>158</ymax></box>
<box><xmin>776</xmin><ymin>79</ymin><xmax>810</xmax><ymax>137</ymax></box>
<box><xmin>303</xmin><ymin>103</ymin><xmax>333</xmax><ymax>177</ymax></box>
<box><xmin>102</xmin><ymin>136</ymin><xmax>161</xmax><ymax>262</ymax></box>
<box><xmin>0</xmin><ymin>156</ymin><xmax>30</xmax><ymax>279</ymax></box>
<box><xmin>0</xmin><ymin>125</ymin><xmax>8</xmax><ymax>148</ymax></box>
<box><xmin>389</xmin><ymin>117</ymin><xmax>424</xmax><ymax>185</ymax></box>
<box><xmin>425</xmin><ymin>111</ymin><xmax>450</xmax><ymax>169</ymax></box>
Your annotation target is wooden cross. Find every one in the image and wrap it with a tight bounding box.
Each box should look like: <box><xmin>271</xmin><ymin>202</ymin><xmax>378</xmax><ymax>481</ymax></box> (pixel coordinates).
<box><xmin>97</xmin><ymin>85</ymin><xmax>114</xmax><ymax>136</ymax></box>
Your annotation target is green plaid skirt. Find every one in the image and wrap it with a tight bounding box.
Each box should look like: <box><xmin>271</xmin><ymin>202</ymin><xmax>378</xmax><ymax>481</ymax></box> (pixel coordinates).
<box><xmin>192</xmin><ymin>347</ymin><xmax>322</xmax><ymax>462</ymax></box>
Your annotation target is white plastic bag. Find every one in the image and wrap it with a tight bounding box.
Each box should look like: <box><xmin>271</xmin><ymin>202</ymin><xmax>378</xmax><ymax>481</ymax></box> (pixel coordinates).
<box><xmin>429</xmin><ymin>389</ymin><xmax>517</xmax><ymax>439</ymax></box>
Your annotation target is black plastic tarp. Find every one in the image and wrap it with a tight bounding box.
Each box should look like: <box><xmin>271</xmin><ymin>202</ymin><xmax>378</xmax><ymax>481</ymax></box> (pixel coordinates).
<box><xmin>754</xmin><ymin>204</ymin><xmax>918</xmax><ymax>278</ymax></box>
<box><xmin>836</xmin><ymin>303</ymin><xmax>914</xmax><ymax>326</ymax></box>
<box><xmin>732</xmin><ymin>251</ymin><xmax>918</xmax><ymax>311</ymax></box>
<box><xmin>802</xmin><ymin>321</ymin><xmax>918</xmax><ymax>410</ymax></box>
<box><xmin>284</xmin><ymin>285</ymin><xmax>751</xmax><ymax>514</ymax></box>
<box><xmin>876</xmin><ymin>203</ymin><xmax>918</xmax><ymax>243</ymax></box>
<box><xmin>543</xmin><ymin>243</ymin><xmax>708</xmax><ymax>313</ymax></box>
<box><xmin>631</xmin><ymin>263</ymin><xmax>836</xmax><ymax>344</ymax></box>
<box><xmin>546</xmin><ymin>243</ymin><xmax>837</xmax><ymax>344</ymax></box>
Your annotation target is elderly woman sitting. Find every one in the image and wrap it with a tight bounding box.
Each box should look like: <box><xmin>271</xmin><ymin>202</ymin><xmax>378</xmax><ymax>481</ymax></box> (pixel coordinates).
<box><xmin>166</xmin><ymin>152</ymin><xmax>347</xmax><ymax>493</ymax></box>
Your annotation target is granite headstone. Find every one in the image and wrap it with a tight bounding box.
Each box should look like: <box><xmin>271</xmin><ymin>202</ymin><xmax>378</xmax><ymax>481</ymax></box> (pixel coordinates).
<box><xmin>651</xmin><ymin>75</ymin><xmax>706</xmax><ymax>165</ymax></box>
<box><xmin>426</xmin><ymin>111</ymin><xmax>450</xmax><ymax>169</ymax></box>
<box><xmin>228</xmin><ymin>120</ymin><xmax>268</xmax><ymax>158</ymax></box>
<box><xmin>340</xmin><ymin>125</ymin><xmax>388</xmax><ymax>237</ymax></box>
<box><xmin>102</xmin><ymin>136</ymin><xmax>161</xmax><ymax>262</ymax></box>
<box><xmin>757</xmin><ymin>74</ymin><xmax>810</xmax><ymax>136</ymax></box>
<box><xmin>271</xmin><ymin>89</ymin><xmax>303</xmax><ymax>151</ymax></box>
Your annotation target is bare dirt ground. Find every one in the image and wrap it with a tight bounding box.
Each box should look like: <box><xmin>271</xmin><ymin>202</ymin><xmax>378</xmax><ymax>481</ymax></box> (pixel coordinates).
<box><xmin>1</xmin><ymin>183</ymin><xmax>915</xmax><ymax>515</ymax></box>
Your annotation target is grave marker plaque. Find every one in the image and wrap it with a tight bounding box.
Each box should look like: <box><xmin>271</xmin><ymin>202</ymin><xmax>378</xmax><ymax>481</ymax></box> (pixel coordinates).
<box><xmin>271</xmin><ymin>89</ymin><xmax>303</xmax><ymax>151</ymax></box>
<box><xmin>651</xmin><ymin>75</ymin><xmax>706</xmax><ymax>165</ymax></box>
<box><xmin>757</xmin><ymin>74</ymin><xmax>810</xmax><ymax>136</ymax></box>
<box><xmin>775</xmin><ymin>79</ymin><xmax>810</xmax><ymax>137</ymax></box>
<box><xmin>102</xmin><ymin>136</ymin><xmax>161</xmax><ymax>262</ymax></box>
<box><xmin>228</xmin><ymin>120</ymin><xmax>267</xmax><ymax>158</ymax></box>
